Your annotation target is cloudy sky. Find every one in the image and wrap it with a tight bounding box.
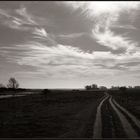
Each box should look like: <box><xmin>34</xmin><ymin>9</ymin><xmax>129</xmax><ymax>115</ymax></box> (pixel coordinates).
<box><xmin>0</xmin><ymin>1</ymin><xmax>140</xmax><ymax>88</ymax></box>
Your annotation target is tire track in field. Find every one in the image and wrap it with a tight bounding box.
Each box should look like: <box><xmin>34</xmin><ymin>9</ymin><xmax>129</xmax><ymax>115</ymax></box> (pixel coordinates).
<box><xmin>109</xmin><ymin>96</ymin><xmax>139</xmax><ymax>138</ymax></box>
<box><xmin>92</xmin><ymin>93</ymin><xmax>109</xmax><ymax>138</ymax></box>
<box><xmin>112</xmin><ymin>98</ymin><xmax>140</xmax><ymax>130</ymax></box>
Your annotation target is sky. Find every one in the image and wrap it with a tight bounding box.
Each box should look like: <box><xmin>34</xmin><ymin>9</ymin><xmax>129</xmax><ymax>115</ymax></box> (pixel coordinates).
<box><xmin>0</xmin><ymin>1</ymin><xmax>140</xmax><ymax>89</ymax></box>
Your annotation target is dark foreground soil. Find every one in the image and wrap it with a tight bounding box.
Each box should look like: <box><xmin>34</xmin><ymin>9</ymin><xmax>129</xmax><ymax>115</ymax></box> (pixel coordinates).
<box><xmin>0</xmin><ymin>90</ymin><xmax>104</xmax><ymax>138</ymax></box>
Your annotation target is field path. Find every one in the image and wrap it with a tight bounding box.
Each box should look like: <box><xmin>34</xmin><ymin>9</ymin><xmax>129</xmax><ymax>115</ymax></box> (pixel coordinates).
<box><xmin>92</xmin><ymin>93</ymin><xmax>109</xmax><ymax>138</ymax></box>
<box><xmin>112</xmin><ymin>98</ymin><xmax>140</xmax><ymax>130</ymax></box>
<box><xmin>109</xmin><ymin>96</ymin><xmax>139</xmax><ymax>138</ymax></box>
<box><xmin>92</xmin><ymin>92</ymin><xmax>140</xmax><ymax>138</ymax></box>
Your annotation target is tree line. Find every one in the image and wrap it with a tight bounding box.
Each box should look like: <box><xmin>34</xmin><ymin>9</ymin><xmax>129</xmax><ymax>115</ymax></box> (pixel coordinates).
<box><xmin>85</xmin><ymin>84</ymin><xmax>107</xmax><ymax>90</ymax></box>
<box><xmin>85</xmin><ymin>84</ymin><xmax>140</xmax><ymax>91</ymax></box>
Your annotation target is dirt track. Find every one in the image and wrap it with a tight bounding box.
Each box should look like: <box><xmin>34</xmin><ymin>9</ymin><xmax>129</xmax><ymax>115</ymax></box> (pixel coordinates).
<box><xmin>92</xmin><ymin>92</ymin><xmax>140</xmax><ymax>138</ymax></box>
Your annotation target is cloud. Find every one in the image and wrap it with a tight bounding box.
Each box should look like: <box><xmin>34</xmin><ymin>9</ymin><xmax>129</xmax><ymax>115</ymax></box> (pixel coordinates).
<box><xmin>0</xmin><ymin>9</ymin><xmax>9</xmax><ymax>17</ymax></box>
<box><xmin>32</xmin><ymin>28</ymin><xmax>48</xmax><ymax>38</ymax></box>
<box><xmin>0</xmin><ymin>5</ymin><xmax>59</xmax><ymax>49</ymax></box>
<box><xmin>57</xmin><ymin>32</ymin><xmax>84</xmax><ymax>39</ymax></box>
<box><xmin>0</xmin><ymin>2</ymin><xmax>140</xmax><ymax>86</ymax></box>
<box><xmin>63</xmin><ymin>2</ymin><xmax>140</xmax><ymax>17</ymax></box>
<box><xmin>0</xmin><ymin>7</ymin><xmax>37</xmax><ymax>29</ymax></box>
<box><xmin>0</xmin><ymin>6</ymin><xmax>50</xmax><ymax>40</ymax></box>
<box><xmin>1</xmin><ymin>39</ymin><xmax>140</xmax><ymax>80</ymax></box>
<box><xmin>15</xmin><ymin>6</ymin><xmax>37</xmax><ymax>25</ymax></box>
<box><xmin>92</xmin><ymin>25</ymin><xmax>138</xmax><ymax>52</ymax></box>
<box><xmin>63</xmin><ymin>1</ymin><xmax>140</xmax><ymax>53</ymax></box>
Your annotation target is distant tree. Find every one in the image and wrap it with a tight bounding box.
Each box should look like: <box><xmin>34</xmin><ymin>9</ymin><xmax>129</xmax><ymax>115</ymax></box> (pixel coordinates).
<box><xmin>42</xmin><ymin>89</ymin><xmax>51</xmax><ymax>94</ymax></box>
<box><xmin>85</xmin><ymin>84</ymin><xmax>99</xmax><ymax>90</ymax></box>
<box><xmin>128</xmin><ymin>86</ymin><xmax>133</xmax><ymax>89</ymax></box>
<box><xmin>134</xmin><ymin>86</ymin><xmax>140</xmax><ymax>89</ymax></box>
<box><xmin>91</xmin><ymin>84</ymin><xmax>98</xmax><ymax>89</ymax></box>
<box><xmin>111</xmin><ymin>86</ymin><xmax>119</xmax><ymax>90</ymax></box>
<box><xmin>7</xmin><ymin>77</ymin><xmax>19</xmax><ymax>89</ymax></box>
<box><xmin>99</xmin><ymin>86</ymin><xmax>107</xmax><ymax>90</ymax></box>
<box><xmin>85</xmin><ymin>85</ymin><xmax>92</xmax><ymax>90</ymax></box>
<box><xmin>119</xmin><ymin>86</ymin><xmax>127</xmax><ymax>92</ymax></box>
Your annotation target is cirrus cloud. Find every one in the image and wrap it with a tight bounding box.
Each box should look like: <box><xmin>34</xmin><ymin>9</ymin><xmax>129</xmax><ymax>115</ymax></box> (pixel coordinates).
<box><xmin>63</xmin><ymin>1</ymin><xmax>140</xmax><ymax>53</ymax></box>
<box><xmin>0</xmin><ymin>1</ymin><xmax>140</xmax><ymax>88</ymax></box>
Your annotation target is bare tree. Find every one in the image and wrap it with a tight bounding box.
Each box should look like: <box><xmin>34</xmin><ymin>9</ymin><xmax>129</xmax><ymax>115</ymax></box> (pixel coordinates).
<box><xmin>7</xmin><ymin>77</ymin><xmax>19</xmax><ymax>89</ymax></box>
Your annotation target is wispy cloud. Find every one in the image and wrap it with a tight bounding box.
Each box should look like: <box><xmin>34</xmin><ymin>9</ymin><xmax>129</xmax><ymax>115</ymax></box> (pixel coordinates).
<box><xmin>62</xmin><ymin>2</ymin><xmax>140</xmax><ymax>17</ymax></box>
<box><xmin>1</xmin><ymin>39</ymin><xmax>140</xmax><ymax>80</ymax></box>
<box><xmin>32</xmin><ymin>28</ymin><xmax>48</xmax><ymax>39</ymax></box>
<box><xmin>0</xmin><ymin>7</ymin><xmax>36</xmax><ymax>28</ymax></box>
<box><xmin>15</xmin><ymin>6</ymin><xmax>37</xmax><ymax>25</ymax></box>
<box><xmin>0</xmin><ymin>2</ymin><xmax>140</xmax><ymax>87</ymax></box>
<box><xmin>56</xmin><ymin>32</ymin><xmax>84</xmax><ymax>39</ymax></box>
<box><xmin>63</xmin><ymin>1</ymin><xmax>140</xmax><ymax>53</ymax></box>
<box><xmin>92</xmin><ymin>25</ymin><xmax>138</xmax><ymax>52</ymax></box>
<box><xmin>0</xmin><ymin>6</ymin><xmax>51</xmax><ymax>41</ymax></box>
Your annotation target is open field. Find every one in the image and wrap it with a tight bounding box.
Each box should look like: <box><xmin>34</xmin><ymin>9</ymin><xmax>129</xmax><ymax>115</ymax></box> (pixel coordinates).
<box><xmin>1</xmin><ymin>89</ymin><xmax>140</xmax><ymax>138</ymax></box>
<box><xmin>107</xmin><ymin>89</ymin><xmax>140</xmax><ymax>138</ymax></box>
<box><xmin>0</xmin><ymin>90</ymin><xmax>104</xmax><ymax>138</ymax></box>
<box><xmin>109</xmin><ymin>89</ymin><xmax>140</xmax><ymax>120</ymax></box>
<box><xmin>92</xmin><ymin>91</ymin><xmax>140</xmax><ymax>138</ymax></box>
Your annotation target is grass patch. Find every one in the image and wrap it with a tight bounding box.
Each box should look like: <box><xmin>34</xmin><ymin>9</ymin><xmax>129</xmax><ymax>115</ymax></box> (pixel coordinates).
<box><xmin>0</xmin><ymin>90</ymin><xmax>104</xmax><ymax>138</ymax></box>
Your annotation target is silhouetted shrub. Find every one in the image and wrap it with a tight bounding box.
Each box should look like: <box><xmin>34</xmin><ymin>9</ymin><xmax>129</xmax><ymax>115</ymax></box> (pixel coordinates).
<box><xmin>119</xmin><ymin>86</ymin><xmax>127</xmax><ymax>92</ymax></box>
<box><xmin>42</xmin><ymin>89</ymin><xmax>51</xmax><ymax>94</ymax></box>
<box><xmin>85</xmin><ymin>84</ymin><xmax>99</xmax><ymax>90</ymax></box>
<box><xmin>72</xmin><ymin>89</ymin><xmax>79</xmax><ymax>92</ymax></box>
